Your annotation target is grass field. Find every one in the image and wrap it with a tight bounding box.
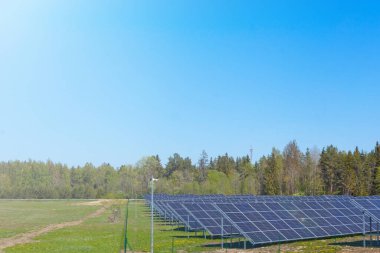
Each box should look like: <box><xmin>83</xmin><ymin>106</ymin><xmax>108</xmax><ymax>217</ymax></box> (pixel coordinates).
<box><xmin>2</xmin><ymin>199</ymin><xmax>380</xmax><ymax>252</ymax></box>
<box><xmin>0</xmin><ymin>199</ymin><xmax>126</xmax><ymax>253</ymax></box>
<box><xmin>127</xmin><ymin>200</ymin><xmax>223</xmax><ymax>252</ymax></box>
<box><xmin>0</xmin><ymin>200</ymin><xmax>99</xmax><ymax>239</ymax></box>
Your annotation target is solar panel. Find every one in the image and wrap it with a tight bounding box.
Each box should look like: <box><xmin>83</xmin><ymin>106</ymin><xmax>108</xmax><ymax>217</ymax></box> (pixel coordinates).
<box><xmin>214</xmin><ymin>200</ymin><xmax>369</xmax><ymax>246</ymax></box>
<box><xmin>182</xmin><ymin>202</ymin><xmax>240</xmax><ymax>235</ymax></box>
<box><xmin>166</xmin><ymin>202</ymin><xmax>204</xmax><ymax>230</ymax></box>
<box><xmin>352</xmin><ymin>198</ymin><xmax>380</xmax><ymax>229</ymax></box>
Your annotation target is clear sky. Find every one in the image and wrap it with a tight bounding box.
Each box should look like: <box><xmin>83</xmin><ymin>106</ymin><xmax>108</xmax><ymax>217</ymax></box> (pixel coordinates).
<box><xmin>0</xmin><ymin>0</ymin><xmax>379</xmax><ymax>167</ymax></box>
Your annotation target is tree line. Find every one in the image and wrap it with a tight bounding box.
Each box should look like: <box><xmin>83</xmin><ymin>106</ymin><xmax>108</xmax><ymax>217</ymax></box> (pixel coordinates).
<box><xmin>0</xmin><ymin>141</ymin><xmax>379</xmax><ymax>199</ymax></box>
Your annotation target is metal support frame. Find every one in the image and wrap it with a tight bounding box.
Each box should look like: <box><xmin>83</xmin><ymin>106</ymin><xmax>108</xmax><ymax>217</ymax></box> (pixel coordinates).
<box><xmin>187</xmin><ymin>215</ymin><xmax>190</xmax><ymax>239</ymax></box>
<box><xmin>230</xmin><ymin>224</ymin><xmax>233</xmax><ymax>247</ymax></box>
<box><xmin>150</xmin><ymin>176</ymin><xmax>158</xmax><ymax>253</ymax></box>
<box><xmin>363</xmin><ymin>212</ymin><xmax>366</xmax><ymax>248</ymax></box>
<box><xmin>370</xmin><ymin>216</ymin><xmax>373</xmax><ymax>246</ymax></box>
<box><xmin>221</xmin><ymin>216</ymin><xmax>224</xmax><ymax>249</ymax></box>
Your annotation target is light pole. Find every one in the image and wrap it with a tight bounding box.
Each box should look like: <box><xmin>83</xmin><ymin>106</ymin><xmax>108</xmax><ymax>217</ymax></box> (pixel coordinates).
<box><xmin>150</xmin><ymin>176</ymin><xmax>158</xmax><ymax>253</ymax></box>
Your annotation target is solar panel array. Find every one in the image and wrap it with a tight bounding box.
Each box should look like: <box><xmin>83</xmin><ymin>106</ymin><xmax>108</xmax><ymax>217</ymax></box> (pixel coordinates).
<box><xmin>214</xmin><ymin>200</ymin><xmax>367</xmax><ymax>245</ymax></box>
<box><xmin>145</xmin><ymin>194</ymin><xmax>380</xmax><ymax>246</ymax></box>
<box><xmin>352</xmin><ymin>196</ymin><xmax>380</xmax><ymax>225</ymax></box>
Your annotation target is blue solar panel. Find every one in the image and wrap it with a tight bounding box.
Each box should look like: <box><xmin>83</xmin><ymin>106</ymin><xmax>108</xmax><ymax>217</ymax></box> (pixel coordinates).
<box><xmin>213</xmin><ymin>200</ymin><xmax>369</xmax><ymax>246</ymax></box>
<box><xmin>166</xmin><ymin>202</ymin><xmax>203</xmax><ymax>230</ymax></box>
<box><xmin>322</xmin><ymin>226</ymin><xmax>341</xmax><ymax>235</ymax></box>
<box><xmin>289</xmin><ymin>210</ymin><xmax>308</xmax><ymax>219</ymax></box>
<box><xmin>345</xmin><ymin>224</ymin><xmax>362</xmax><ymax>233</ymax></box>
<box><xmin>246</xmin><ymin>232</ymin><xmax>271</xmax><ymax>243</ymax></box>
<box><xmin>275</xmin><ymin>210</ymin><xmax>295</xmax><ymax>220</ymax></box>
<box><xmin>334</xmin><ymin>225</ymin><xmax>352</xmax><ymax>234</ymax></box>
<box><xmin>308</xmin><ymin>227</ymin><xmax>328</xmax><ymax>237</ymax></box>
<box><xmin>302</xmin><ymin>209</ymin><xmax>321</xmax><ymax>218</ymax></box>
<box><xmin>181</xmin><ymin>202</ymin><xmax>240</xmax><ymax>236</ymax></box>
<box><xmin>279</xmin><ymin>202</ymin><xmax>299</xmax><ymax>210</ymax></box>
<box><xmin>264</xmin><ymin>230</ymin><xmax>286</xmax><ymax>241</ymax></box>
<box><xmin>145</xmin><ymin>194</ymin><xmax>378</xmax><ymax>247</ymax></box>
<box><xmin>352</xmin><ymin>198</ymin><xmax>380</xmax><ymax>226</ymax></box>
<box><xmin>253</xmin><ymin>220</ymin><xmax>276</xmax><ymax>230</ymax></box>
<box><xmin>244</xmin><ymin>211</ymin><xmax>265</xmax><ymax>221</ymax></box>
<box><xmin>293</xmin><ymin>228</ymin><xmax>314</xmax><ymax>238</ymax></box>
<box><xmin>280</xmin><ymin>229</ymin><xmax>302</xmax><ymax>240</ymax></box>
<box><xmin>252</xmin><ymin>203</ymin><xmax>271</xmax><ymax>212</ymax></box>
<box><xmin>265</xmin><ymin>202</ymin><xmax>285</xmax><ymax>211</ymax></box>
<box><xmin>269</xmin><ymin>220</ymin><xmax>291</xmax><ymax>230</ymax></box>
<box><xmin>305</xmin><ymin>201</ymin><xmax>324</xmax><ymax>209</ymax></box>
<box><xmin>312</xmin><ymin>217</ymin><xmax>328</xmax><ymax>226</ymax></box>
<box><xmin>260</xmin><ymin>211</ymin><xmax>281</xmax><ymax>220</ymax></box>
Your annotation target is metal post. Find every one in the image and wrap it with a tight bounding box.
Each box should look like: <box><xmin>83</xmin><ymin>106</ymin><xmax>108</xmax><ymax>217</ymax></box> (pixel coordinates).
<box><xmin>151</xmin><ymin>178</ymin><xmax>154</xmax><ymax>253</ymax></box>
<box><xmin>150</xmin><ymin>176</ymin><xmax>158</xmax><ymax>253</ymax></box>
<box><xmin>187</xmin><ymin>215</ymin><xmax>190</xmax><ymax>239</ymax></box>
<box><xmin>370</xmin><ymin>216</ymin><xmax>372</xmax><ymax>246</ymax></box>
<box><xmin>230</xmin><ymin>225</ymin><xmax>232</xmax><ymax>247</ymax></box>
<box><xmin>363</xmin><ymin>212</ymin><xmax>366</xmax><ymax>248</ymax></box>
<box><xmin>221</xmin><ymin>217</ymin><xmax>224</xmax><ymax>249</ymax></box>
<box><xmin>377</xmin><ymin>222</ymin><xmax>379</xmax><ymax>245</ymax></box>
<box><xmin>244</xmin><ymin>240</ymin><xmax>246</xmax><ymax>250</ymax></box>
<box><xmin>124</xmin><ymin>199</ymin><xmax>129</xmax><ymax>253</ymax></box>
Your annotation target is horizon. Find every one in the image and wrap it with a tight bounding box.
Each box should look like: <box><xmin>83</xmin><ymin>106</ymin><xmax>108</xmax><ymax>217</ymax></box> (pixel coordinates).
<box><xmin>0</xmin><ymin>140</ymin><xmax>378</xmax><ymax>168</ymax></box>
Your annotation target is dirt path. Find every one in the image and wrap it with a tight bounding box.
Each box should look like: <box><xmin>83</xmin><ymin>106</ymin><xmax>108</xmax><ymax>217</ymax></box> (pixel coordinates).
<box><xmin>0</xmin><ymin>202</ymin><xmax>109</xmax><ymax>253</ymax></box>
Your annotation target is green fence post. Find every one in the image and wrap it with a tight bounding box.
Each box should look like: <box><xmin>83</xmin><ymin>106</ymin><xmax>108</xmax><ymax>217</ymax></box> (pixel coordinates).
<box><xmin>124</xmin><ymin>199</ymin><xmax>130</xmax><ymax>253</ymax></box>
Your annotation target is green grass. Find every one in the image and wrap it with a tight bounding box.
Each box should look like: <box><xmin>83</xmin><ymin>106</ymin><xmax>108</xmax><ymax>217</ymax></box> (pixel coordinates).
<box><xmin>0</xmin><ymin>200</ymin><xmax>98</xmax><ymax>239</ymax></box>
<box><xmin>286</xmin><ymin>235</ymin><xmax>380</xmax><ymax>253</ymax></box>
<box><xmin>5</xmin><ymin>200</ymin><xmax>126</xmax><ymax>253</ymax></box>
<box><xmin>127</xmin><ymin>200</ymin><xmax>223</xmax><ymax>252</ymax></box>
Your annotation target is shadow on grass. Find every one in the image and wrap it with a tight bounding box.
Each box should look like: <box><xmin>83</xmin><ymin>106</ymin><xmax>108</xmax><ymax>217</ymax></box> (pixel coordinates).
<box><xmin>202</xmin><ymin>241</ymin><xmax>258</xmax><ymax>249</ymax></box>
<box><xmin>330</xmin><ymin>239</ymin><xmax>380</xmax><ymax>248</ymax></box>
<box><xmin>160</xmin><ymin>227</ymin><xmax>186</xmax><ymax>232</ymax></box>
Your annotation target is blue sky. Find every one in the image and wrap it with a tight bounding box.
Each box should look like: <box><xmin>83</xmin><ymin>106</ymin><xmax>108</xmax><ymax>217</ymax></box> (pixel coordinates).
<box><xmin>0</xmin><ymin>0</ymin><xmax>379</xmax><ymax>167</ymax></box>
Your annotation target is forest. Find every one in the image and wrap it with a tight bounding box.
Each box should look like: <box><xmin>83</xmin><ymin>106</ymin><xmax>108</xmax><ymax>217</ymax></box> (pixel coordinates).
<box><xmin>0</xmin><ymin>141</ymin><xmax>379</xmax><ymax>199</ymax></box>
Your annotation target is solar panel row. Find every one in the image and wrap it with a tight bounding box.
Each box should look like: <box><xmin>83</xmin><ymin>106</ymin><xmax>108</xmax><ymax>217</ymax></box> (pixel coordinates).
<box><xmin>214</xmin><ymin>201</ymin><xmax>368</xmax><ymax>245</ymax></box>
<box><xmin>145</xmin><ymin>194</ymin><xmax>380</xmax><ymax>246</ymax></box>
